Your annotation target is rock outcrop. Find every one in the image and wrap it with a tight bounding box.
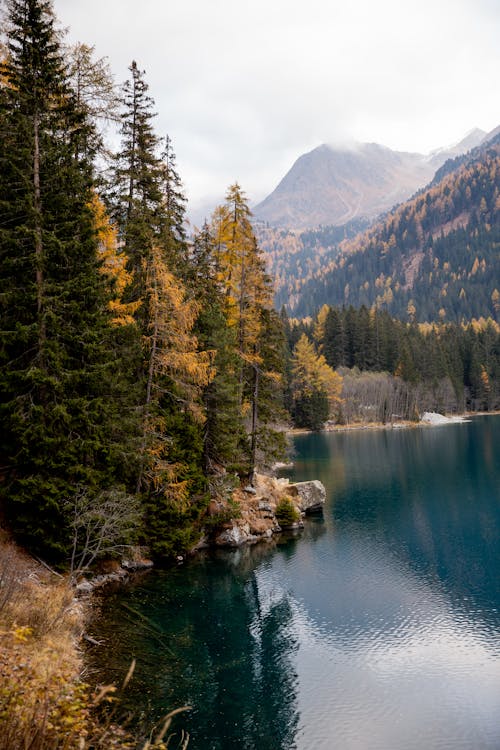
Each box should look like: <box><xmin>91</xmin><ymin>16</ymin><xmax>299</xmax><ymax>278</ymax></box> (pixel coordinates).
<box><xmin>212</xmin><ymin>474</ymin><xmax>326</xmax><ymax>548</ymax></box>
<box><xmin>287</xmin><ymin>480</ymin><xmax>326</xmax><ymax>513</ymax></box>
<box><xmin>75</xmin><ymin>548</ymin><xmax>153</xmax><ymax>594</ymax></box>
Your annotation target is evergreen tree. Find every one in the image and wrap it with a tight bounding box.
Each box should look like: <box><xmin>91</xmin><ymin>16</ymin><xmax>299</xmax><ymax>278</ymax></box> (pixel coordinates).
<box><xmin>191</xmin><ymin>223</ymin><xmax>247</xmax><ymax>473</ymax></box>
<box><xmin>279</xmin><ymin>306</ymin><xmax>294</xmax><ymax>415</ymax></box>
<box><xmin>0</xmin><ymin>0</ymin><xmax>129</xmax><ymax>559</ymax></box>
<box><xmin>110</xmin><ymin>64</ymin><xmax>214</xmax><ymax>557</ymax></box>
<box><xmin>111</xmin><ymin>60</ymin><xmax>161</xmax><ymax>285</ymax></box>
<box><xmin>252</xmin><ymin>307</ymin><xmax>289</xmax><ymax>469</ymax></box>
<box><xmin>323</xmin><ymin>307</ymin><xmax>345</xmax><ymax>368</ymax></box>
<box><xmin>212</xmin><ymin>185</ymin><xmax>287</xmax><ymax>475</ymax></box>
<box><xmin>157</xmin><ymin>134</ymin><xmax>189</xmax><ymax>272</ymax></box>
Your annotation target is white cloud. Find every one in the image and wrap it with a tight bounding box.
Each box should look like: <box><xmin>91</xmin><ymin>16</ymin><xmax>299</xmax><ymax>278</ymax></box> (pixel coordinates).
<box><xmin>52</xmin><ymin>0</ymin><xmax>500</xmax><ymax>213</ymax></box>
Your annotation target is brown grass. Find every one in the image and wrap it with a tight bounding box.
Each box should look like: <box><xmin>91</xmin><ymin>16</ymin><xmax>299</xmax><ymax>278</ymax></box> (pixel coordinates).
<box><xmin>0</xmin><ymin>542</ymin><xmax>88</xmax><ymax>749</ymax></box>
<box><xmin>0</xmin><ymin>538</ymin><xmax>189</xmax><ymax>749</ymax></box>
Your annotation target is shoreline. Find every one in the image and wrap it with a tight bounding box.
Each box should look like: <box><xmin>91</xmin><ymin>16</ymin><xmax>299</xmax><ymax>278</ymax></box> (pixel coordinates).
<box><xmin>287</xmin><ymin>410</ymin><xmax>500</xmax><ymax>437</ymax></box>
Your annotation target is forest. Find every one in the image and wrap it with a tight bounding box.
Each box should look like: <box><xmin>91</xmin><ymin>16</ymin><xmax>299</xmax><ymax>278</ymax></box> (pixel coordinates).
<box><xmin>1</xmin><ymin>0</ymin><xmax>499</xmax><ymax>569</ymax></box>
<box><xmin>264</xmin><ymin>137</ymin><xmax>500</xmax><ymax>320</ymax></box>
<box><xmin>284</xmin><ymin>305</ymin><xmax>500</xmax><ymax>429</ymax></box>
<box><xmin>255</xmin><ymin>217</ymin><xmax>369</xmax><ymax>309</ymax></box>
<box><xmin>0</xmin><ymin>0</ymin><xmax>289</xmax><ymax>563</ymax></box>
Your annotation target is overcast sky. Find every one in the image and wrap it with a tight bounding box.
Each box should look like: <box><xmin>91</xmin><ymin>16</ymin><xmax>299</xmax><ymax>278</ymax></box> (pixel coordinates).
<box><xmin>52</xmin><ymin>0</ymin><xmax>499</xmax><ymax>219</ymax></box>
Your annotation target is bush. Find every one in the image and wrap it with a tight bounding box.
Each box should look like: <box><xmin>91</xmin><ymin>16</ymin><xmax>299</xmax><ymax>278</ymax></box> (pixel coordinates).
<box><xmin>204</xmin><ymin>499</ymin><xmax>242</xmax><ymax>532</ymax></box>
<box><xmin>275</xmin><ymin>497</ymin><xmax>300</xmax><ymax>526</ymax></box>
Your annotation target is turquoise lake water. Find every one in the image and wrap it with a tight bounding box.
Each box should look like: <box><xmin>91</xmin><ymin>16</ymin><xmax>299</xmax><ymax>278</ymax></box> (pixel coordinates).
<box><xmin>90</xmin><ymin>415</ymin><xmax>500</xmax><ymax>749</ymax></box>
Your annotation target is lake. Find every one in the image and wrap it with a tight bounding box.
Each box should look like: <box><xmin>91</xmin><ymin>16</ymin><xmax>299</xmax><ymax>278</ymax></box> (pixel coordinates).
<box><xmin>89</xmin><ymin>415</ymin><xmax>500</xmax><ymax>749</ymax></box>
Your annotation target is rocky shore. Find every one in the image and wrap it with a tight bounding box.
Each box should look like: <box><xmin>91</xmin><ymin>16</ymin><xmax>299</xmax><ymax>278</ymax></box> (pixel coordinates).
<box><xmin>72</xmin><ymin>473</ymin><xmax>326</xmax><ymax>593</ymax></box>
<box><xmin>208</xmin><ymin>473</ymin><xmax>326</xmax><ymax>548</ymax></box>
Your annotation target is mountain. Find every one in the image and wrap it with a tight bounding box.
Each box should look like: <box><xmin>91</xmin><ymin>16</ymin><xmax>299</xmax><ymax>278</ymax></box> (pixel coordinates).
<box><xmin>281</xmin><ymin>131</ymin><xmax>500</xmax><ymax>322</ymax></box>
<box><xmin>254</xmin><ymin>218</ymin><xmax>370</xmax><ymax>310</ymax></box>
<box><xmin>254</xmin><ymin>131</ymin><xmax>486</xmax><ymax>230</ymax></box>
<box><xmin>429</xmin><ymin>125</ymin><xmax>500</xmax><ymax>186</ymax></box>
<box><xmin>426</xmin><ymin>128</ymin><xmax>486</xmax><ymax>168</ymax></box>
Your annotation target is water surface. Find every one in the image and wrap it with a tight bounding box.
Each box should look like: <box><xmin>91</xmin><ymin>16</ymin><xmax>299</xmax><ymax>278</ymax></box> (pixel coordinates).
<box><xmin>90</xmin><ymin>416</ymin><xmax>500</xmax><ymax>749</ymax></box>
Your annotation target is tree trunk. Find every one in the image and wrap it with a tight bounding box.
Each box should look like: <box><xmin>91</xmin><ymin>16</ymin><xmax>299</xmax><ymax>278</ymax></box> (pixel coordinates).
<box><xmin>250</xmin><ymin>362</ymin><xmax>259</xmax><ymax>480</ymax></box>
<box><xmin>33</xmin><ymin>112</ymin><xmax>46</xmax><ymax>353</ymax></box>
<box><xmin>137</xmin><ymin>261</ymin><xmax>158</xmax><ymax>493</ymax></box>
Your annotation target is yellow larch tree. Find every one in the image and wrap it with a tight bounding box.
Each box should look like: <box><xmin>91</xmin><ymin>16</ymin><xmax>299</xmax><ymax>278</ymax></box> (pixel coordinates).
<box><xmin>313</xmin><ymin>304</ymin><xmax>330</xmax><ymax>350</ymax></box>
<box><xmin>212</xmin><ymin>183</ymin><xmax>274</xmax><ymax>402</ymax></box>
<box><xmin>292</xmin><ymin>334</ymin><xmax>343</xmax><ymax>429</ymax></box>
<box><xmin>211</xmin><ymin>184</ymin><xmax>286</xmax><ymax>473</ymax></box>
<box><xmin>139</xmin><ymin>245</ymin><xmax>215</xmax><ymax>496</ymax></box>
<box><xmin>89</xmin><ymin>193</ymin><xmax>141</xmax><ymax>325</ymax></box>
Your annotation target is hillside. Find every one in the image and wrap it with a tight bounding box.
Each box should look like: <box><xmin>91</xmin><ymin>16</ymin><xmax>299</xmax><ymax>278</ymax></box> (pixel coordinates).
<box><xmin>288</xmin><ymin>134</ymin><xmax>500</xmax><ymax>321</ymax></box>
<box><xmin>254</xmin><ymin>218</ymin><xmax>370</xmax><ymax>310</ymax></box>
<box><xmin>253</xmin><ymin>131</ymin><xmax>486</xmax><ymax>230</ymax></box>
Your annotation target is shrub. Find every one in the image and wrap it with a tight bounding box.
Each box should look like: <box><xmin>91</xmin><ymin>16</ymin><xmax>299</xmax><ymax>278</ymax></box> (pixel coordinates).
<box><xmin>275</xmin><ymin>497</ymin><xmax>300</xmax><ymax>526</ymax></box>
<box><xmin>204</xmin><ymin>499</ymin><xmax>242</xmax><ymax>532</ymax></box>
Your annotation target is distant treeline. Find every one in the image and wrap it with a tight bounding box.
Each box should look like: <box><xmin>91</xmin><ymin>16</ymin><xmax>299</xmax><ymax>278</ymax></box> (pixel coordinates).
<box><xmin>283</xmin><ymin>306</ymin><xmax>500</xmax><ymax>425</ymax></box>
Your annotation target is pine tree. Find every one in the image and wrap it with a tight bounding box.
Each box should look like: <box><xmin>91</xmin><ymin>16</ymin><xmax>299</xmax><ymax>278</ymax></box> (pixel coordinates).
<box><xmin>157</xmin><ymin>134</ymin><xmax>189</xmax><ymax>272</ymax></box>
<box><xmin>212</xmin><ymin>185</ymin><xmax>287</xmax><ymax>474</ymax></box>
<box><xmin>191</xmin><ymin>223</ymin><xmax>246</xmax><ymax>472</ymax></box>
<box><xmin>111</xmin><ymin>60</ymin><xmax>161</xmax><ymax>285</ymax></box>
<box><xmin>279</xmin><ymin>307</ymin><xmax>294</xmax><ymax>407</ymax></box>
<box><xmin>251</xmin><ymin>307</ymin><xmax>289</xmax><ymax>470</ymax></box>
<box><xmin>323</xmin><ymin>307</ymin><xmax>346</xmax><ymax>368</ymax></box>
<box><xmin>109</xmin><ymin>65</ymin><xmax>216</xmax><ymax>557</ymax></box>
<box><xmin>0</xmin><ymin>0</ymin><xmax>129</xmax><ymax>559</ymax></box>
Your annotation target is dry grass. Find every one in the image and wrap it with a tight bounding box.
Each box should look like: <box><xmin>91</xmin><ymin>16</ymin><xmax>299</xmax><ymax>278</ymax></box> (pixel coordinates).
<box><xmin>0</xmin><ymin>541</ymin><xmax>88</xmax><ymax>749</ymax></box>
<box><xmin>0</xmin><ymin>539</ymin><xmax>189</xmax><ymax>749</ymax></box>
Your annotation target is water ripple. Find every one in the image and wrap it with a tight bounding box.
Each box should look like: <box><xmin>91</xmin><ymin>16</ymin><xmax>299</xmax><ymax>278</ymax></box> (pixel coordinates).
<box><xmin>90</xmin><ymin>417</ymin><xmax>500</xmax><ymax>750</ymax></box>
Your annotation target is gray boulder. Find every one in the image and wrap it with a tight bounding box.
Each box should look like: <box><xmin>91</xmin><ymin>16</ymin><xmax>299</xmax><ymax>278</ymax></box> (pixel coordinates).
<box><xmin>288</xmin><ymin>480</ymin><xmax>326</xmax><ymax>513</ymax></box>
<box><xmin>215</xmin><ymin>523</ymin><xmax>257</xmax><ymax>547</ymax></box>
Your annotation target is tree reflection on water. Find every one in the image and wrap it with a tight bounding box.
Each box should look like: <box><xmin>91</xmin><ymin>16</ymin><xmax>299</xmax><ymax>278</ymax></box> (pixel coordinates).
<box><xmin>88</xmin><ymin>541</ymin><xmax>303</xmax><ymax>749</ymax></box>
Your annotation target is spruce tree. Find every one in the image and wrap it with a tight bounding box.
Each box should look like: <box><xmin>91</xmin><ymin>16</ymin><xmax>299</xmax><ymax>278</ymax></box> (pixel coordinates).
<box><xmin>158</xmin><ymin>134</ymin><xmax>189</xmax><ymax>272</ymax></box>
<box><xmin>0</xmin><ymin>0</ymin><xmax>128</xmax><ymax>559</ymax></box>
<box><xmin>252</xmin><ymin>307</ymin><xmax>289</xmax><ymax>470</ymax></box>
<box><xmin>191</xmin><ymin>223</ymin><xmax>246</xmax><ymax>473</ymax></box>
<box><xmin>110</xmin><ymin>64</ymin><xmax>214</xmax><ymax>557</ymax></box>
<box><xmin>111</xmin><ymin>60</ymin><xmax>162</xmax><ymax>283</ymax></box>
<box><xmin>323</xmin><ymin>307</ymin><xmax>345</xmax><ymax>368</ymax></box>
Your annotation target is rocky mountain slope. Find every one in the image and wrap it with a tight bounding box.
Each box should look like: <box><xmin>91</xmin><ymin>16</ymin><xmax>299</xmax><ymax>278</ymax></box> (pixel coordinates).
<box><xmin>288</xmin><ymin>132</ymin><xmax>500</xmax><ymax>321</ymax></box>
<box><xmin>254</xmin><ymin>130</ymin><xmax>487</xmax><ymax>230</ymax></box>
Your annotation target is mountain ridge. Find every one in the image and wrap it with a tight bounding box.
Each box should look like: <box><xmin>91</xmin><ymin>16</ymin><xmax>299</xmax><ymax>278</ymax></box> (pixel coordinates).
<box><xmin>285</xmin><ymin>132</ymin><xmax>500</xmax><ymax>321</ymax></box>
<box><xmin>254</xmin><ymin>129</ymin><xmax>488</xmax><ymax>230</ymax></box>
